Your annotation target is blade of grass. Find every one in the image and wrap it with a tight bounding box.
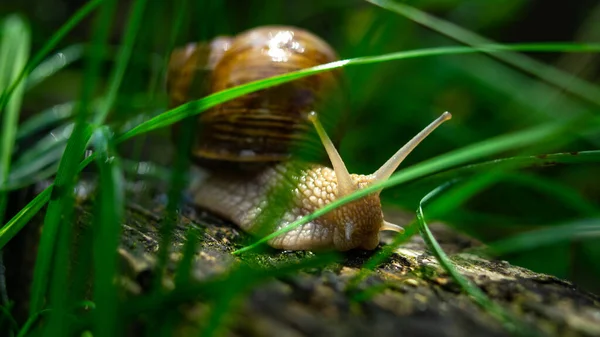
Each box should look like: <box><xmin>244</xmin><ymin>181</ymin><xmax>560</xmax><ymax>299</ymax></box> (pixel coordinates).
<box><xmin>4</xmin><ymin>163</ymin><xmax>60</xmax><ymax>191</ymax></box>
<box><xmin>0</xmin><ymin>14</ymin><xmax>30</xmax><ymax>222</ymax></box>
<box><xmin>7</xmin><ymin>102</ymin><xmax>161</xmax><ymax>192</ymax></box>
<box><xmin>25</xmin><ymin>44</ymin><xmax>84</xmax><ymax>90</ymax></box>
<box><xmin>233</xmin><ymin>115</ymin><xmax>600</xmax><ymax>254</ymax></box>
<box><xmin>0</xmin><ymin>152</ymin><xmax>97</xmax><ymax>251</ymax></box>
<box><xmin>121</xmin><ymin>159</ymin><xmax>170</xmax><ymax>182</ymax></box>
<box><xmin>16</xmin><ymin>308</ymin><xmax>51</xmax><ymax>337</ymax></box>
<box><xmin>121</xmin><ymin>254</ymin><xmax>339</xmax><ymax>320</ymax></box>
<box><xmin>38</xmin><ymin>0</ymin><xmax>116</xmax><ymax>329</ymax></box>
<box><xmin>127</xmin><ymin>0</ymin><xmax>189</xmax><ymax>184</ymax></box>
<box><xmin>92</xmin><ymin>126</ymin><xmax>124</xmax><ymax>337</ymax></box>
<box><xmin>9</xmin><ymin>140</ymin><xmax>67</xmax><ymax>182</ymax></box>
<box><xmin>12</xmin><ymin>122</ymin><xmax>72</xmax><ymax>166</ymax></box>
<box><xmin>28</xmin><ymin>122</ymin><xmax>94</xmax><ymax>318</ymax></box>
<box><xmin>117</xmin><ymin>42</ymin><xmax>600</xmax><ymax>141</ymax></box>
<box><xmin>418</xmin><ymin>150</ymin><xmax>600</xmax><ymax>187</ymax></box>
<box><xmin>153</xmin><ymin>117</ymin><xmax>193</xmax><ymax>291</ymax></box>
<box><xmin>17</xmin><ymin>301</ymin><xmax>95</xmax><ymax>337</ymax></box>
<box><xmin>0</xmin><ymin>304</ymin><xmax>18</xmax><ymax>336</ymax></box>
<box><xmin>363</xmin><ymin>165</ymin><xmax>544</xmax><ymax>273</ymax></box>
<box><xmin>0</xmin><ymin>187</ymin><xmax>52</xmax><ymax>249</ymax></box>
<box><xmin>174</xmin><ymin>226</ymin><xmax>202</xmax><ymax>286</ymax></box>
<box><xmin>479</xmin><ymin>219</ymin><xmax>600</xmax><ymax>256</ymax></box>
<box><xmin>29</xmin><ymin>0</ymin><xmax>135</xmax><ymax>320</ymax></box>
<box><xmin>141</xmin><ymin>2</ymin><xmax>195</xmax><ymax>330</ymax></box>
<box><xmin>15</xmin><ymin>102</ymin><xmax>75</xmax><ymax>141</ymax></box>
<box><xmin>44</xmin><ymin>188</ymin><xmax>78</xmax><ymax>335</ymax></box>
<box><xmin>354</xmin><ymin>142</ymin><xmax>600</xmax><ymax>287</ymax></box>
<box><xmin>365</xmin><ymin>0</ymin><xmax>600</xmax><ymax>107</ymax></box>
<box><xmin>0</xmin><ymin>0</ymin><xmax>103</xmax><ymax>112</ymax></box>
<box><xmin>0</xmin><ymin>16</ymin><xmax>30</xmax><ymax>333</ymax></box>
<box><xmin>415</xmin><ymin>181</ymin><xmax>541</xmax><ymax>336</ymax></box>
<box><xmin>92</xmin><ymin>0</ymin><xmax>147</xmax><ymax>125</ymax></box>
<box><xmin>199</xmin><ymin>270</ymin><xmax>251</xmax><ymax>337</ymax></box>
<box><xmin>41</xmin><ymin>0</ymin><xmax>144</xmax><ymax>331</ymax></box>
<box><xmin>350</xmin><ymin>150</ymin><xmax>600</xmax><ymax>289</ymax></box>
<box><xmin>499</xmin><ymin>172</ymin><xmax>600</xmax><ymax>217</ymax></box>
<box><xmin>149</xmin><ymin>0</ymin><xmax>188</xmax><ymax>295</ymax></box>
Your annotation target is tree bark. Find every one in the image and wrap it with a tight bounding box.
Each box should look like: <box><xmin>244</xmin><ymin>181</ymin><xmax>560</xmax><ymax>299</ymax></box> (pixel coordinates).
<box><xmin>113</xmin><ymin>198</ymin><xmax>600</xmax><ymax>337</ymax></box>
<box><xmin>6</xmin><ymin>182</ymin><xmax>600</xmax><ymax>337</ymax></box>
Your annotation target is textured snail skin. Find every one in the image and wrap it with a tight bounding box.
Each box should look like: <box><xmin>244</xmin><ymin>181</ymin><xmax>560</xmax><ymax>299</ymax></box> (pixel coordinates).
<box><xmin>191</xmin><ymin>164</ymin><xmax>383</xmax><ymax>251</ymax></box>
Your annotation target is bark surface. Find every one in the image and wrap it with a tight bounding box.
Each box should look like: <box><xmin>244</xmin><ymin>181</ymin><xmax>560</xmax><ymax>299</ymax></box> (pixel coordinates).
<box><xmin>6</xmin><ymin>181</ymin><xmax>600</xmax><ymax>337</ymax></box>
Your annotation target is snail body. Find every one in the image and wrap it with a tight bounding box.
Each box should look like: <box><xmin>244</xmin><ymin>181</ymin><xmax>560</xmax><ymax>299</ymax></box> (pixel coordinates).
<box><xmin>168</xmin><ymin>26</ymin><xmax>451</xmax><ymax>251</ymax></box>
<box><xmin>191</xmin><ymin>162</ymin><xmax>385</xmax><ymax>250</ymax></box>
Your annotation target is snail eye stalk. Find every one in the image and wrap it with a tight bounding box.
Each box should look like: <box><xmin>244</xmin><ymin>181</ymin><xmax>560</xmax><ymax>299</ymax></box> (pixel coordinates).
<box><xmin>308</xmin><ymin>111</ymin><xmax>356</xmax><ymax>197</ymax></box>
<box><xmin>371</xmin><ymin>111</ymin><xmax>452</xmax><ymax>186</ymax></box>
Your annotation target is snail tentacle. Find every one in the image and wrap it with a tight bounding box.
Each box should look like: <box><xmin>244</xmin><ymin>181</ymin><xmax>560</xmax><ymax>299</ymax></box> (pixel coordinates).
<box><xmin>371</xmin><ymin>111</ymin><xmax>452</xmax><ymax>186</ymax></box>
<box><xmin>381</xmin><ymin>221</ymin><xmax>404</xmax><ymax>233</ymax></box>
<box><xmin>308</xmin><ymin>111</ymin><xmax>356</xmax><ymax>197</ymax></box>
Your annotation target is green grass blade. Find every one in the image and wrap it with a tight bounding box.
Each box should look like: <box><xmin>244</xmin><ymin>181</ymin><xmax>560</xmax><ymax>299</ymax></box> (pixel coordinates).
<box><xmin>9</xmin><ymin>138</ymin><xmax>67</xmax><ymax>182</ymax></box>
<box><xmin>364</xmin><ymin>170</ymin><xmax>533</xmax><ymax>273</ymax></box>
<box><xmin>13</xmin><ymin>122</ymin><xmax>72</xmax><ymax>164</ymax></box>
<box><xmin>0</xmin><ymin>304</ymin><xmax>18</xmax><ymax>336</ymax></box>
<box><xmin>0</xmin><ymin>0</ymin><xmax>102</xmax><ymax>112</ymax></box>
<box><xmin>118</xmin><ymin>42</ymin><xmax>600</xmax><ymax>142</ymax></box>
<box><xmin>349</xmin><ymin>150</ymin><xmax>600</xmax><ymax>290</ymax></box>
<box><xmin>0</xmin><ymin>188</ymin><xmax>52</xmax><ymax>249</ymax></box>
<box><xmin>365</xmin><ymin>0</ymin><xmax>600</xmax><ymax>107</ymax></box>
<box><xmin>92</xmin><ymin>126</ymin><xmax>124</xmax><ymax>337</ymax></box>
<box><xmin>29</xmin><ymin>0</ymin><xmax>116</xmax><ymax>320</ymax></box>
<box><xmin>28</xmin><ymin>123</ymin><xmax>94</xmax><ymax>315</ymax></box>
<box><xmin>17</xmin><ymin>301</ymin><xmax>95</xmax><ymax>337</ymax></box>
<box><xmin>233</xmin><ymin>116</ymin><xmax>600</xmax><ymax>254</ymax></box>
<box><xmin>0</xmin><ymin>16</ymin><xmax>30</xmax><ymax>333</ymax></box>
<box><xmin>174</xmin><ymin>227</ymin><xmax>202</xmax><ymax>286</ymax></box>
<box><xmin>25</xmin><ymin>44</ymin><xmax>84</xmax><ymax>90</ymax></box>
<box><xmin>0</xmin><ymin>153</ymin><xmax>97</xmax><ymax>251</ymax></box>
<box><xmin>16</xmin><ymin>308</ymin><xmax>51</xmax><ymax>337</ymax></box>
<box><xmin>499</xmin><ymin>172</ymin><xmax>600</xmax><ymax>217</ymax></box>
<box><xmin>0</xmin><ymin>15</ymin><xmax>31</xmax><ymax>222</ymax></box>
<box><xmin>121</xmin><ymin>254</ymin><xmax>339</xmax><ymax>322</ymax></box>
<box><xmin>92</xmin><ymin>0</ymin><xmax>147</xmax><ymax>125</ymax></box>
<box><xmin>15</xmin><ymin>102</ymin><xmax>75</xmax><ymax>141</ymax></box>
<box><xmin>358</xmin><ymin>119</ymin><xmax>600</xmax><ymax>278</ymax></box>
<box><xmin>154</xmin><ymin>118</ymin><xmax>193</xmax><ymax>291</ymax></box>
<box><xmin>120</xmin><ymin>159</ymin><xmax>170</xmax><ymax>182</ymax></box>
<box><xmin>32</xmin><ymin>0</ymin><xmax>144</xmax><ymax>329</ymax></box>
<box><xmin>481</xmin><ymin>219</ymin><xmax>600</xmax><ymax>256</ymax></box>
<box><xmin>419</xmin><ymin>150</ymin><xmax>600</xmax><ymax>186</ymax></box>
<box><xmin>4</xmin><ymin>162</ymin><xmax>60</xmax><ymax>191</ymax></box>
<box><xmin>415</xmin><ymin>182</ymin><xmax>540</xmax><ymax>336</ymax></box>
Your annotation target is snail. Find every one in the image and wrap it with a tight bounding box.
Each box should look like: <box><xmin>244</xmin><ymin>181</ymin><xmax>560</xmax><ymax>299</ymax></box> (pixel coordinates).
<box><xmin>167</xmin><ymin>26</ymin><xmax>451</xmax><ymax>251</ymax></box>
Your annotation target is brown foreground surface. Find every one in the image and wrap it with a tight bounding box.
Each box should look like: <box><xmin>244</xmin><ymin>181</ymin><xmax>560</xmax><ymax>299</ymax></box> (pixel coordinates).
<box><xmin>5</xmin><ymin>181</ymin><xmax>600</xmax><ymax>337</ymax></box>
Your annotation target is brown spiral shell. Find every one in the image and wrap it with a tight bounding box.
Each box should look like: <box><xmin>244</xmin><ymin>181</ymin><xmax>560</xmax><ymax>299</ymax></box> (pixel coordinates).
<box><xmin>167</xmin><ymin>26</ymin><xmax>346</xmax><ymax>164</ymax></box>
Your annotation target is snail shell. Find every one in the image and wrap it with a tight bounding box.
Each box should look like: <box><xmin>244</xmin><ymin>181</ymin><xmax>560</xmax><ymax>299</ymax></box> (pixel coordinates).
<box><xmin>167</xmin><ymin>36</ymin><xmax>233</xmax><ymax>109</ymax></box>
<box><xmin>168</xmin><ymin>26</ymin><xmax>347</xmax><ymax>165</ymax></box>
<box><xmin>167</xmin><ymin>26</ymin><xmax>452</xmax><ymax>251</ymax></box>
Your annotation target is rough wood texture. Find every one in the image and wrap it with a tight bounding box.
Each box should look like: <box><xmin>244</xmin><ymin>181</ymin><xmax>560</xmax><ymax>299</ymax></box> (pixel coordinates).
<box><xmin>6</xmin><ymin>181</ymin><xmax>600</xmax><ymax>337</ymax></box>
<box><xmin>110</xmin><ymin>193</ymin><xmax>600</xmax><ymax>337</ymax></box>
